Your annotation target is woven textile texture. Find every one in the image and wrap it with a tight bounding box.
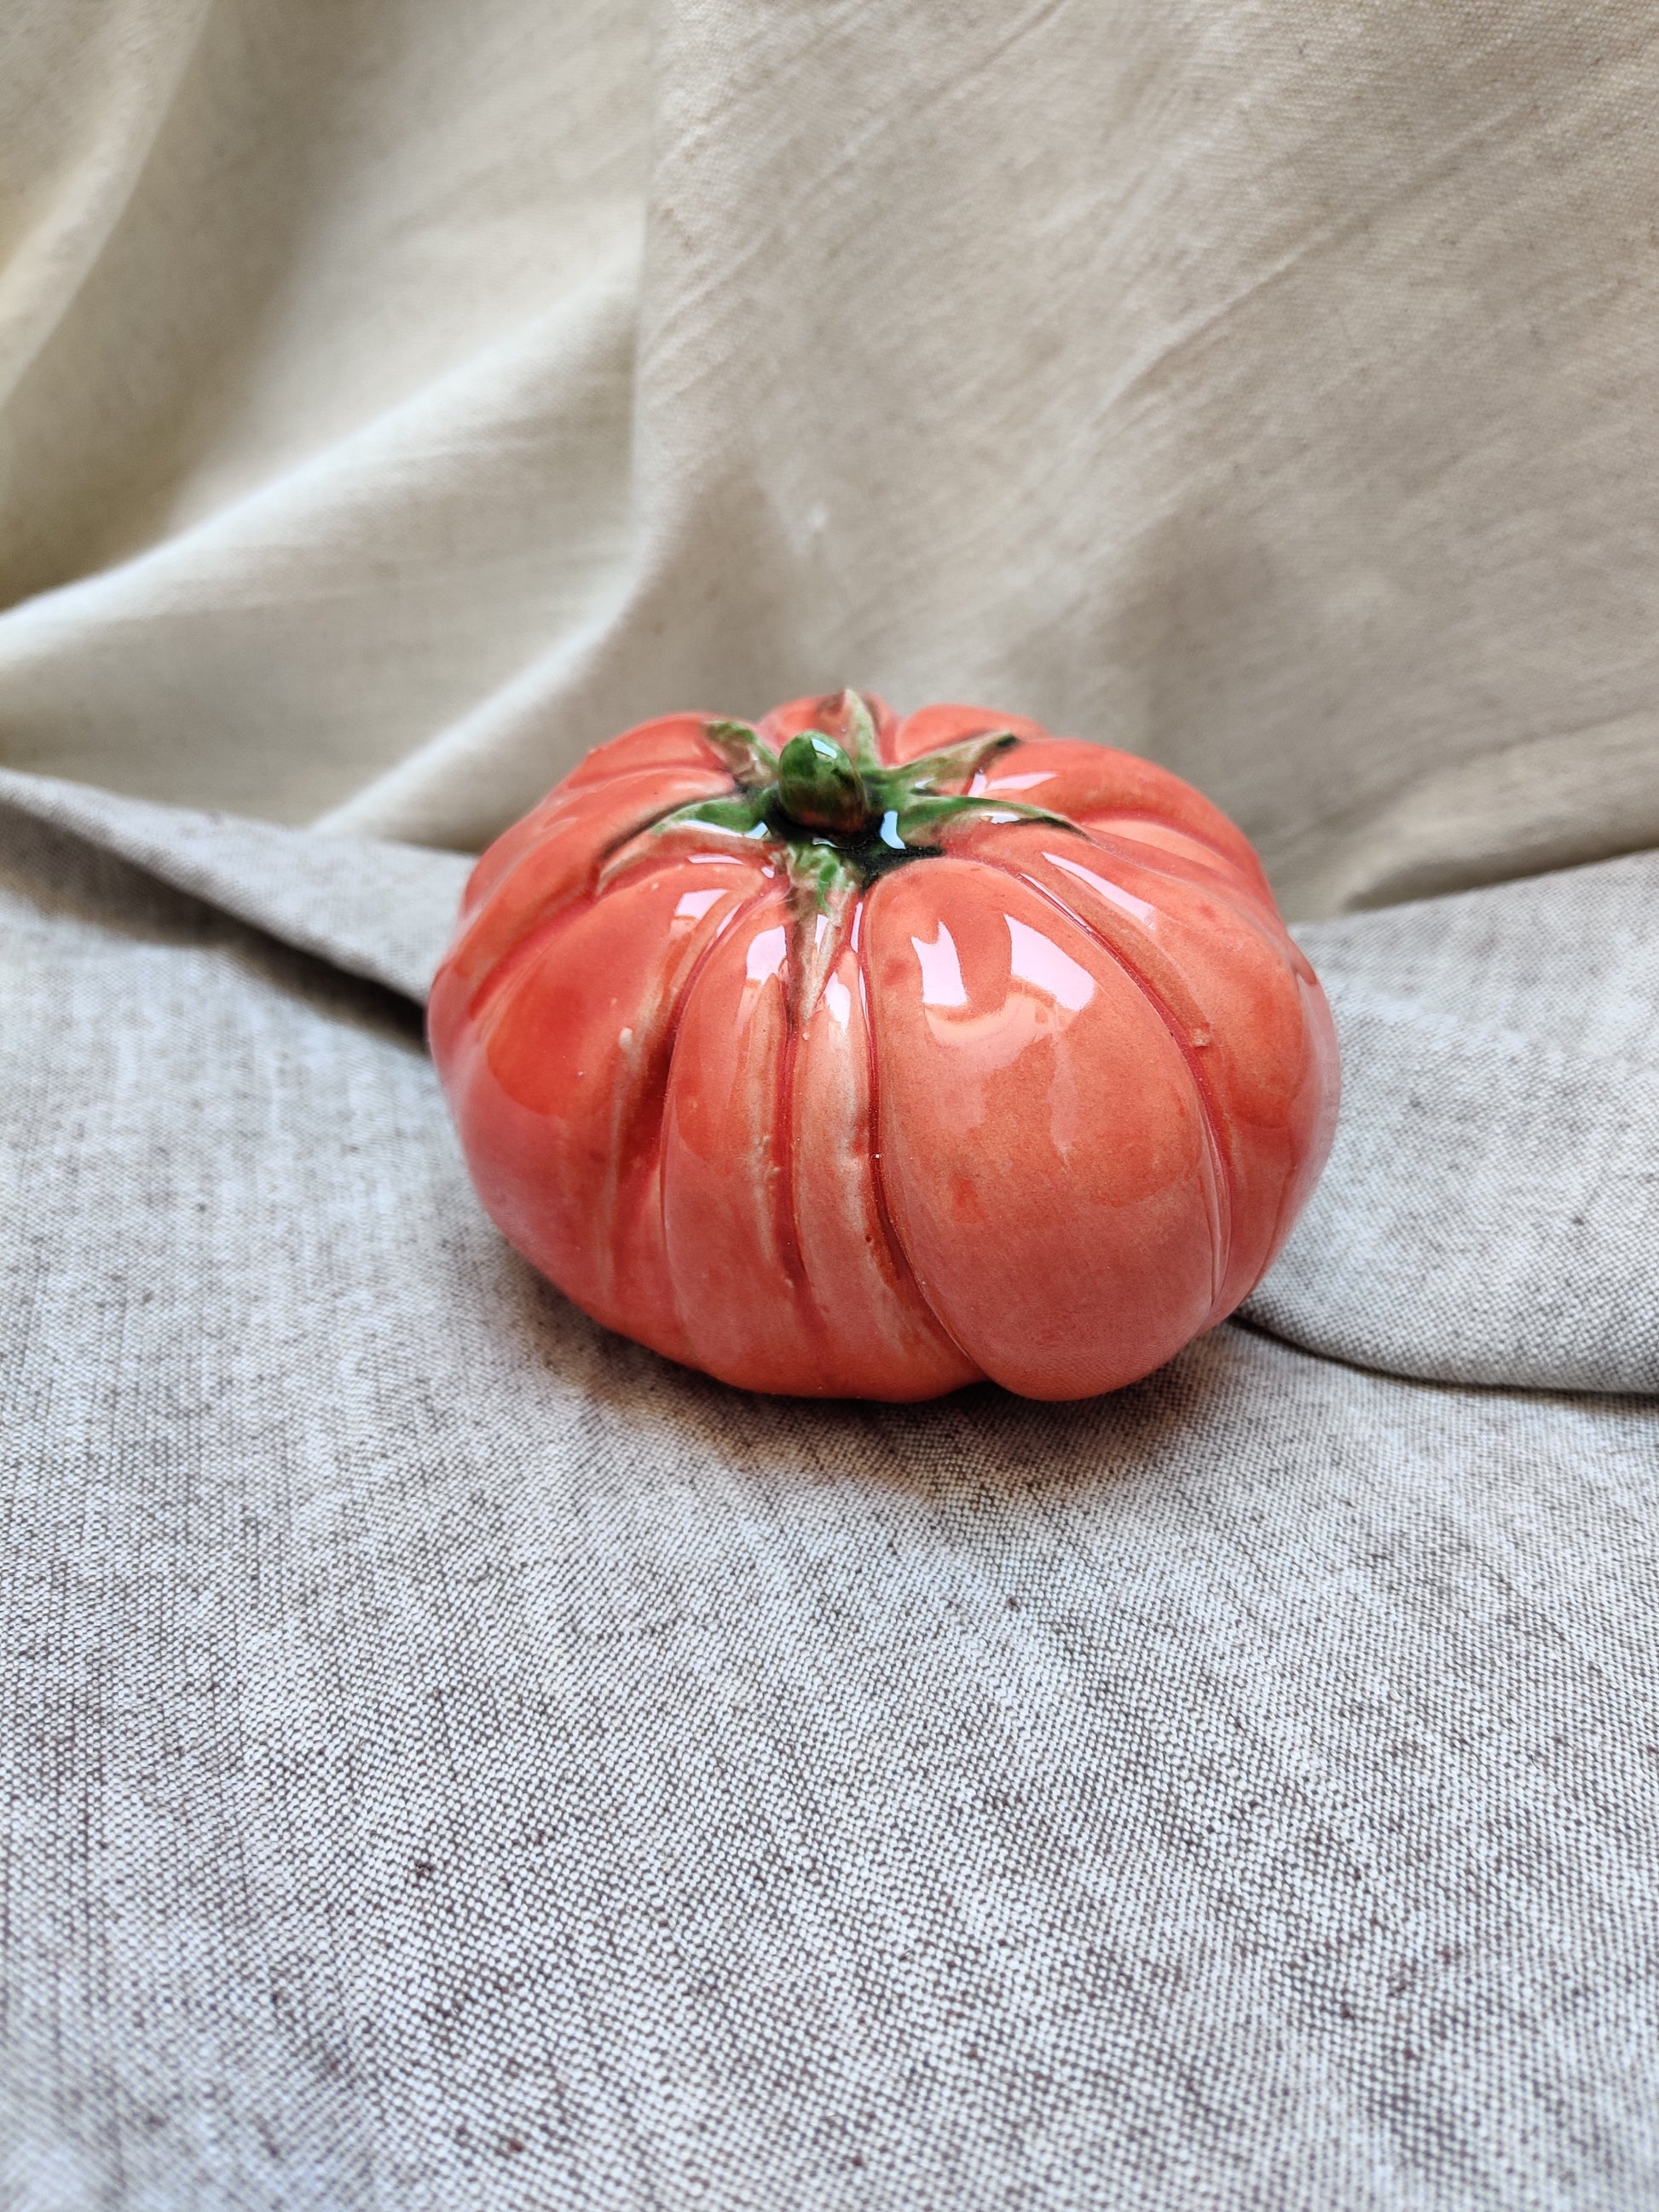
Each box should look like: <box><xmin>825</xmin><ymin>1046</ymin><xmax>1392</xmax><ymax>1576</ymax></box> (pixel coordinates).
<box><xmin>3</xmin><ymin>777</ymin><xmax>1658</xmax><ymax>2212</ymax></box>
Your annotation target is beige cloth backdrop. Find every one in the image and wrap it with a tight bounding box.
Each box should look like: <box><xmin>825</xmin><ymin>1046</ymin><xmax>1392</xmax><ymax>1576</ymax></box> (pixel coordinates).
<box><xmin>4</xmin><ymin>0</ymin><xmax>1658</xmax><ymax>913</ymax></box>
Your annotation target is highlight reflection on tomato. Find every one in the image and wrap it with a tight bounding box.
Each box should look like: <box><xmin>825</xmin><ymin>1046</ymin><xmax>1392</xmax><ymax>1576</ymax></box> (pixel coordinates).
<box><xmin>429</xmin><ymin>690</ymin><xmax>1339</xmax><ymax>1401</ymax></box>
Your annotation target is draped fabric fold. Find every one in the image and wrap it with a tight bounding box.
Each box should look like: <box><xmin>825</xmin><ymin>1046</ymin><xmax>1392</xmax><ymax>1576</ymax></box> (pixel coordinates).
<box><xmin>4</xmin><ymin>1</ymin><xmax>1659</xmax><ymax>914</ymax></box>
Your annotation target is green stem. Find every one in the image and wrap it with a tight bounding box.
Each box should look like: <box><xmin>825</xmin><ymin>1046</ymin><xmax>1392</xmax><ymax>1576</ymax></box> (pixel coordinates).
<box><xmin>776</xmin><ymin>732</ymin><xmax>870</xmax><ymax>835</ymax></box>
<box><xmin>601</xmin><ymin>699</ymin><xmax>1081</xmax><ymax>903</ymax></box>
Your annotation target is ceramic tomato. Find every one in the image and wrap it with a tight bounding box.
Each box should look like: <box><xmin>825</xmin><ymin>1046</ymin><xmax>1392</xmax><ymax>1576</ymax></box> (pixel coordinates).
<box><xmin>429</xmin><ymin>690</ymin><xmax>1338</xmax><ymax>1401</ymax></box>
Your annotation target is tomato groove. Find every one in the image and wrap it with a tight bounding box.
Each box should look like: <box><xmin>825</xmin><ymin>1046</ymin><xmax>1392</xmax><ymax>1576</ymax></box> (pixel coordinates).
<box><xmin>854</xmin><ymin>892</ymin><xmax>986</xmax><ymax>1383</ymax></box>
<box><xmin>653</xmin><ymin>882</ymin><xmax>777</xmax><ymax>1354</ymax></box>
<box><xmin>968</xmin><ymin>850</ymin><xmax>1240</xmax><ymax>1324</ymax></box>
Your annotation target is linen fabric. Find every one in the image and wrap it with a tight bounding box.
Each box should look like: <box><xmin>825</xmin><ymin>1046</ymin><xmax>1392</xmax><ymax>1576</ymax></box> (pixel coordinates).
<box><xmin>3</xmin><ymin>1</ymin><xmax>1659</xmax><ymax>917</ymax></box>
<box><xmin>3</xmin><ymin>776</ymin><xmax>1658</xmax><ymax>2212</ymax></box>
<box><xmin>4</xmin><ymin>3</ymin><xmax>1659</xmax><ymax>2208</ymax></box>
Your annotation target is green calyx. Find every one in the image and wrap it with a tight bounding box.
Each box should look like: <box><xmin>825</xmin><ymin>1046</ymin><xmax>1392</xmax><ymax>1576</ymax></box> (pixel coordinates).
<box><xmin>615</xmin><ymin>689</ymin><xmax>1077</xmax><ymax>911</ymax></box>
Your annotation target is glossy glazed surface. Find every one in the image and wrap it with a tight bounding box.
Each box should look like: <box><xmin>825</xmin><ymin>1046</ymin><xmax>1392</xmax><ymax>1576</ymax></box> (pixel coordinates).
<box><xmin>429</xmin><ymin>694</ymin><xmax>1339</xmax><ymax>1400</ymax></box>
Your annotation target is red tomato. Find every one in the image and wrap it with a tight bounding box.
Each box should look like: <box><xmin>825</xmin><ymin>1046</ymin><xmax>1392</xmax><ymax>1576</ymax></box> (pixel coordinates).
<box><xmin>429</xmin><ymin>691</ymin><xmax>1338</xmax><ymax>1401</ymax></box>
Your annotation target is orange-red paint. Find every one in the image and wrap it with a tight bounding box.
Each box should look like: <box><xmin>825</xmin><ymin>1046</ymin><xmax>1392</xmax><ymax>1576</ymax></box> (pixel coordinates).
<box><xmin>430</xmin><ymin>694</ymin><xmax>1339</xmax><ymax>1401</ymax></box>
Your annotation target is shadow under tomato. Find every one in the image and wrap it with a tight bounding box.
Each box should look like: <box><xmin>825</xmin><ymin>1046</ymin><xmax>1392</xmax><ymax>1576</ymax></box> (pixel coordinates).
<box><xmin>494</xmin><ymin>1240</ymin><xmax>1245</xmax><ymax>1507</ymax></box>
